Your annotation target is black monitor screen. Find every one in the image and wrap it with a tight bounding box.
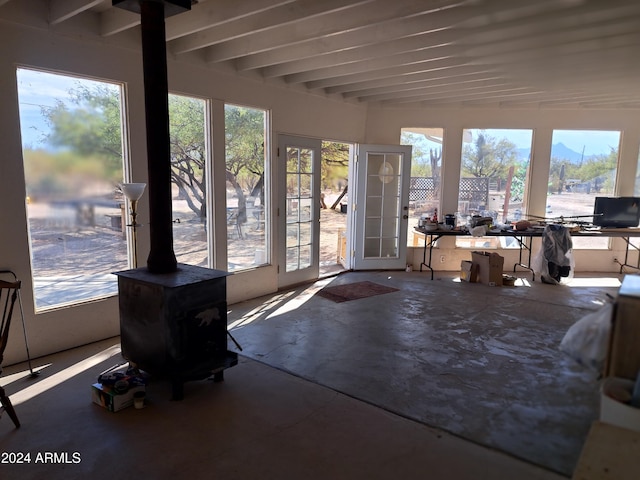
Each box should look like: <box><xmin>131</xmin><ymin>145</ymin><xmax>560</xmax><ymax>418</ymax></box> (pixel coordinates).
<box><xmin>593</xmin><ymin>197</ymin><xmax>640</xmax><ymax>228</ymax></box>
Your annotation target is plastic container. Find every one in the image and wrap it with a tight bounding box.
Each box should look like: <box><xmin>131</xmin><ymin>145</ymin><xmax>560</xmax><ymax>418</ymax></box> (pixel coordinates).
<box><xmin>600</xmin><ymin>377</ymin><xmax>640</xmax><ymax>432</ymax></box>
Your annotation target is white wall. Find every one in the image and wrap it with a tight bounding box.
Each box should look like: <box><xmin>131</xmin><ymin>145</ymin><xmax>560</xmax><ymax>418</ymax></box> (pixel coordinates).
<box><xmin>365</xmin><ymin>104</ymin><xmax>640</xmax><ymax>273</ymax></box>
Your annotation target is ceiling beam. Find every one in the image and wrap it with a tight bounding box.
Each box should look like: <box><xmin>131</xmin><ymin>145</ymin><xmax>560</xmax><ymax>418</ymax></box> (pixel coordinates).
<box><xmin>353</xmin><ymin>79</ymin><xmax>519</xmax><ymax>103</ymax></box>
<box><xmin>341</xmin><ymin>74</ymin><xmax>505</xmax><ymax>99</ymax></box>
<box><xmin>388</xmin><ymin>87</ymin><xmax>545</xmax><ymax>106</ymax></box>
<box><xmin>165</xmin><ymin>0</ymin><xmax>299</xmax><ymax>41</ymax></box>
<box><xmin>100</xmin><ymin>6</ymin><xmax>140</xmax><ymax>36</ymax></box>
<box><xmin>289</xmin><ymin>53</ymin><xmax>471</xmax><ymax>86</ymax></box>
<box><xmin>49</xmin><ymin>0</ymin><xmax>102</xmax><ymax>25</ymax></box>
<box><xmin>303</xmin><ymin>58</ymin><xmax>480</xmax><ymax>92</ymax></box>
<box><xmin>275</xmin><ymin>44</ymin><xmax>465</xmax><ymax>81</ymax></box>
<box><xmin>204</xmin><ymin>0</ymin><xmax>469</xmax><ymax>63</ymax></box>
<box><xmin>248</xmin><ymin>30</ymin><xmax>460</xmax><ymax>75</ymax></box>
<box><xmin>459</xmin><ymin>0</ymin><xmax>640</xmax><ymax>46</ymax></box>
<box><xmin>323</xmin><ymin>67</ymin><xmax>499</xmax><ymax>94</ymax></box>
<box><xmin>466</xmin><ymin>16</ymin><xmax>640</xmax><ymax>58</ymax></box>
<box><xmin>100</xmin><ymin>0</ymin><xmax>299</xmax><ymax>37</ymax></box>
<box><xmin>499</xmin><ymin>91</ymin><xmax>638</xmax><ymax>108</ymax></box>
<box><xmin>169</xmin><ymin>0</ymin><xmax>373</xmax><ymax>52</ymax></box>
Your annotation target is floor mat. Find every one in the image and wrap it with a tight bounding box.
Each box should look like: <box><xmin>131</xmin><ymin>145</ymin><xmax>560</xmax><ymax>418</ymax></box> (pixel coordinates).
<box><xmin>317</xmin><ymin>281</ymin><xmax>399</xmax><ymax>303</ymax></box>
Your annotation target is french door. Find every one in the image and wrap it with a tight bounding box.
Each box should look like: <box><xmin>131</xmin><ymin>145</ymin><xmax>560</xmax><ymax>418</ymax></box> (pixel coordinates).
<box><xmin>277</xmin><ymin>135</ymin><xmax>322</xmax><ymax>288</ymax></box>
<box><xmin>348</xmin><ymin>144</ymin><xmax>412</xmax><ymax>270</ymax></box>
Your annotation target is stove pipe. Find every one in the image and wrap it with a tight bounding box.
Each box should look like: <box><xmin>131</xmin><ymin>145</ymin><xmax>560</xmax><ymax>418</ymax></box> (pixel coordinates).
<box><xmin>113</xmin><ymin>0</ymin><xmax>192</xmax><ymax>273</ymax></box>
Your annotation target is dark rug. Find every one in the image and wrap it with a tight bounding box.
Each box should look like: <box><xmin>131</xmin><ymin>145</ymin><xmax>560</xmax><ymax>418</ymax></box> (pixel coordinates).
<box><xmin>317</xmin><ymin>281</ymin><xmax>399</xmax><ymax>303</ymax></box>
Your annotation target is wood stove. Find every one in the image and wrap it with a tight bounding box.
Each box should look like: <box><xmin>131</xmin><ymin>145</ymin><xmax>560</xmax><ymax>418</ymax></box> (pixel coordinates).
<box><xmin>115</xmin><ymin>264</ymin><xmax>238</xmax><ymax>400</ymax></box>
<box><xmin>111</xmin><ymin>1</ymin><xmax>237</xmax><ymax>400</ymax></box>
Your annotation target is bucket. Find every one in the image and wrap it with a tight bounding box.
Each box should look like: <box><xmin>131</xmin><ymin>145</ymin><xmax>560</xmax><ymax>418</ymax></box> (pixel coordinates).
<box><xmin>600</xmin><ymin>377</ymin><xmax>640</xmax><ymax>432</ymax></box>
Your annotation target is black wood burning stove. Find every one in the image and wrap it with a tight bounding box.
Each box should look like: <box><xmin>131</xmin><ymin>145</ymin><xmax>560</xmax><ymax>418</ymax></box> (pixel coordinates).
<box><xmin>115</xmin><ymin>264</ymin><xmax>238</xmax><ymax>400</ymax></box>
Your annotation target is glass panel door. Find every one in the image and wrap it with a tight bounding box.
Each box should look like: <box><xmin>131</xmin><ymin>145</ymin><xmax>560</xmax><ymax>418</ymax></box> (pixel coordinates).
<box><xmin>351</xmin><ymin>144</ymin><xmax>412</xmax><ymax>270</ymax></box>
<box><xmin>278</xmin><ymin>135</ymin><xmax>321</xmax><ymax>288</ymax></box>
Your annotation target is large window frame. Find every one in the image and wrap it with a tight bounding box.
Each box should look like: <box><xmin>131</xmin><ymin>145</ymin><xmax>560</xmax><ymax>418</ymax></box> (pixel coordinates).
<box><xmin>17</xmin><ymin>67</ymin><xmax>128</xmax><ymax>311</ymax></box>
<box><xmin>457</xmin><ymin>128</ymin><xmax>534</xmax><ymax>249</ymax></box>
<box><xmin>546</xmin><ymin>129</ymin><xmax>621</xmax><ymax>249</ymax></box>
<box><xmin>401</xmin><ymin>127</ymin><xmax>444</xmax><ymax>247</ymax></box>
<box><xmin>224</xmin><ymin>103</ymin><xmax>270</xmax><ymax>273</ymax></box>
<box><xmin>169</xmin><ymin>93</ymin><xmax>210</xmax><ymax>267</ymax></box>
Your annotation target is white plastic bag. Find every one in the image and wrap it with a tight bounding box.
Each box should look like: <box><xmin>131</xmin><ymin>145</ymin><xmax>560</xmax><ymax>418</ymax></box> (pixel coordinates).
<box><xmin>532</xmin><ymin>224</ymin><xmax>575</xmax><ymax>284</ymax></box>
<box><xmin>560</xmin><ymin>303</ymin><xmax>613</xmax><ymax>374</ymax></box>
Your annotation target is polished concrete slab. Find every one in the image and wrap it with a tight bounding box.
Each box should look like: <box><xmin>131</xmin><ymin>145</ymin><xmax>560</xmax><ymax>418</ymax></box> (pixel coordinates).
<box><xmin>226</xmin><ymin>270</ymin><xmax>625</xmax><ymax>477</ymax></box>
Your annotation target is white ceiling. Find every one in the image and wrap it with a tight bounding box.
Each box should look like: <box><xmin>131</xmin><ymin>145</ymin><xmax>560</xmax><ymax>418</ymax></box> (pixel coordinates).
<box><xmin>3</xmin><ymin>0</ymin><xmax>640</xmax><ymax>109</ymax></box>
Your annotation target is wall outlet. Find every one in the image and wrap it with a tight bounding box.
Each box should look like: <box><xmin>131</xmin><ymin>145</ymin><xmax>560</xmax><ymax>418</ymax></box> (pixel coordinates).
<box><xmin>440</xmin><ymin>255</ymin><xmax>446</xmax><ymax>263</ymax></box>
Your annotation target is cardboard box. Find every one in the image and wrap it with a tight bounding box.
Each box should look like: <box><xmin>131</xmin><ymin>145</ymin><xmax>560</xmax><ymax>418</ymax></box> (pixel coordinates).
<box><xmin>471</xmin><ymin>251</ymin><xmax>504</xmax><ymax>286</ymax></box>
<box><xmin>92</xmin><ymin>383</ymin><xmax>145</xmax><ymax>412</ymax></box>
<box><xmin>460</xmin><ymin>260</ymin><xmax>478</xmax><ymax>282</ymax></box>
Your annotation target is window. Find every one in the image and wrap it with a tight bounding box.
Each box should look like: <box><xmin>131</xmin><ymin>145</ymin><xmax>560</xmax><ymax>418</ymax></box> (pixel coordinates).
<box><xmin>285</xmin><ymin>146</ymin><xmax>313</xmax><ymax>270</ymax></box>
<box><xmin>401</xmin><ymin>128</ymin><xmax>443</xmax><ymax>246</ymax></box>
<box><xmin>546</xmin><ymin>130</ymin><xmax>620</xmax><ymax>249</ymax></box>
<box><xmin>224</xmin><ymin>104</ymin><xmax>269</xmax><ymax>272</ymax></box>
<box><xmin>17</xmin><ymin>68</ymin><xmax>127</xmax><ymax>311</ymax></box>
<box><xmin>457</xmin><ymin>129</ymin><xmax>533</xmax><ymax>249</ymax></box>
<box><xmin>169</xmin><ymin>94</ymin><xmax>208</xmax><ymax>266</ymax></box>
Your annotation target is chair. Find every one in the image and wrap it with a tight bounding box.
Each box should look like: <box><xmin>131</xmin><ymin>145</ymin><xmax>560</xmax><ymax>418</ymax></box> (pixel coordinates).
<box><xmin>226</xmin><ymin>208</ymin><xmax>243</xmax><ymax>239</ymax></box>
<box><xmin>1</xmin><ymin>278</ymin><xmax>21</xmax><ymax>428</ymax></box>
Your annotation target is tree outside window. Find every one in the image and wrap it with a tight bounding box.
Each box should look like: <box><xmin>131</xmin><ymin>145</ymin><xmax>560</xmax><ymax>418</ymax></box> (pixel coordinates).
<box><xmin>457</xmin><ymin>129</ymin><xmax>533</xmax><ymax>249</ymax></box>
<box><xmin>224</xmin><ymin>104</ymin><xmax>268</xmax><ymax>272</ymax></box>
<box><xmin>17</xmin><ymin>68</ymin><xmax>127</xmax><ymax>310</ymax></box>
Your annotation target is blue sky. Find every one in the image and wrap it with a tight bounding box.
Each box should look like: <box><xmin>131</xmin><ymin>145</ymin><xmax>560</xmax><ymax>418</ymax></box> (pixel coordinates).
<box><xmin>550</xmin><ymin>129</ymin><xmax>621</xmax><ymax>156</ymax></box>
<box><xmin>487</xmin><ymin>128</ymin><xmax>620</xmax><ymax>156</ymax></box>
<box><xmin>16</xmin><ymin>68</ymin><xmax>117</xmax><ymax>148</ymax></box>
<box><xmin>404</xmin><ymin>127</ymin><xmax>620</xmax><ymax>158</ymax></box>
<box><xmin>17</xmin><ymin>68</ymin><xmax>74</xmax><ymax>148</ymax></box>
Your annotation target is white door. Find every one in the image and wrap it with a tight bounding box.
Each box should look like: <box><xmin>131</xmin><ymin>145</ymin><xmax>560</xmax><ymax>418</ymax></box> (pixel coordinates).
<box><xmin>348</xmin><ymin>143</ymin><xmax>412</xmax><ymax>270</ymax></box>
<box><xmin>277</xmin><ymin>135</ymin><xmax>322</xmax><ymax>288</ymax></box>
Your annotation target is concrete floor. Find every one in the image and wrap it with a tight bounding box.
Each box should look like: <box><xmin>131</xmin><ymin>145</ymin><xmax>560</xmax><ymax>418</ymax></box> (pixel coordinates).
<box><xmin>0</xmin><ymin>270</ymin><xmax>625</xmax><ymax>479</ymax></box>
<box><xmin>226</xmin><ymin>270</ymin><xmax>625</xmax><ymax>477</ymax></box>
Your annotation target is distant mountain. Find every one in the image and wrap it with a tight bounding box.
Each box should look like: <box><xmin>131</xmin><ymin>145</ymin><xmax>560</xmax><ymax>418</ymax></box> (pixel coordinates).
<box><xmin>515</xmin><ymin>143</ymin><xmax>596</xmax><ymax>164</ymax></box>
<box><xmin>550</xmin><ymin>142</ymin><xmax>587</xmax><ymax>163</ymax></box>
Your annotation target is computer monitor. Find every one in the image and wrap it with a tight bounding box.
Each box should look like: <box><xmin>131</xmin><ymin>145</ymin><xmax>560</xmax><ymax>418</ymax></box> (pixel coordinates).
<box><xmin>593</xmin><ymin>197</ymin><xmax>640</xmax><ymax>228</ymax></box>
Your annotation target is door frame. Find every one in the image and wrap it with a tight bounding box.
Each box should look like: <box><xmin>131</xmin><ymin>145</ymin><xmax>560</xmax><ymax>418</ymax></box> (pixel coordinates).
<box><xmin>277</xmin><ymin>134</ymin><xmax>322</xmax><ymax>289</ymax></box>
<box><xmin>347</xmin><ymin>143</ymin><xmax>412</xmax><ymax>270</ymax></box>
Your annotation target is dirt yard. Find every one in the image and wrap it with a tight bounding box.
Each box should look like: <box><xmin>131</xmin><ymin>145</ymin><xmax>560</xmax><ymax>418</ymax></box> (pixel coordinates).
<box><xmin>26</xmin><ymin>190</ymin><xmax>349</xmax><ymax>278</ymax></box>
